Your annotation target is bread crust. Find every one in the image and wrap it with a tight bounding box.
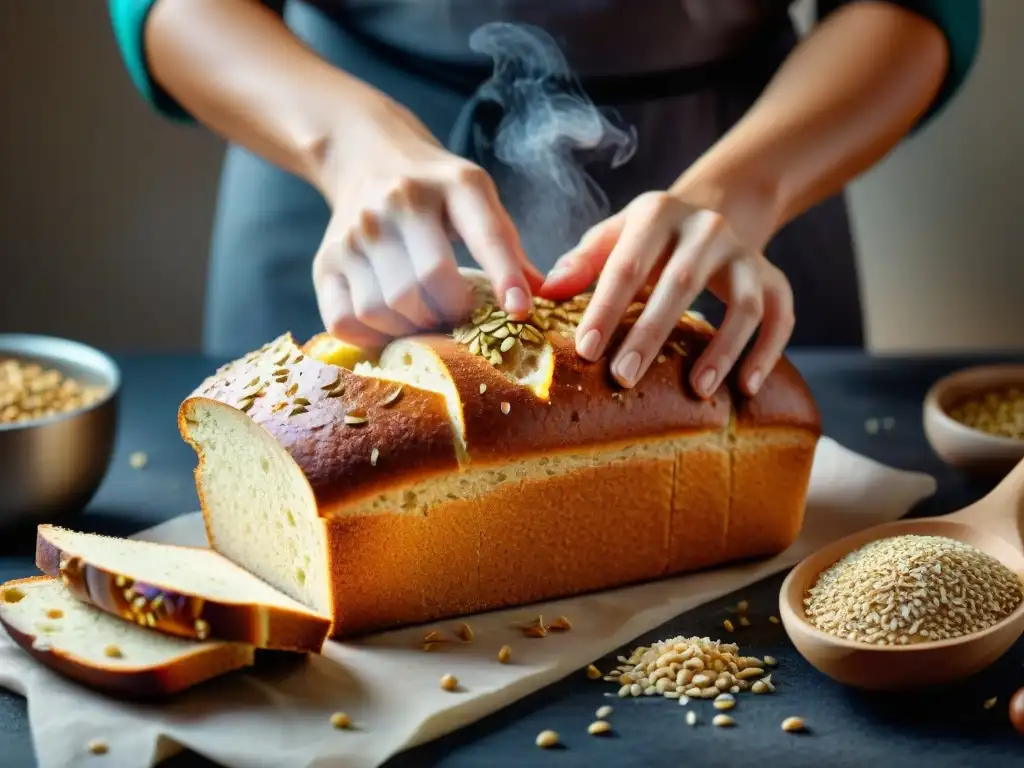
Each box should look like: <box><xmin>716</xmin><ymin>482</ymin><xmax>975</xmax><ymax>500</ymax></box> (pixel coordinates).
<box><xmin>181</xmin><ymin>296</ymin><xmax>822</xmax><ymax>638</ymax></box>
<box><xmin>183</xmin><ymin>334</ymin><xmax>460</xmax><ymax>511</ymax></box>
<box><xmin>35</xmin><ymin>526</ymin><xmax>330</xmax><ymax>653</ymax></box>
<box><xmin>0</xmin><ymin>576</ymin><xmax>254</xmax><ymax>699</ymax></box>
<box><xmin>408</xmin><ymin>324</ymin><xmax>732</xmax><ymax>465</ymax></box>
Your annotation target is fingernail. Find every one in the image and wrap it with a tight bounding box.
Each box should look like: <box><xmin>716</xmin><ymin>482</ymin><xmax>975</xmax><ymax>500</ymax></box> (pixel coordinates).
<box><xmin>545</xmin><ymin>267</ymin><xmax>569</xmax><ymax>284</ymax></box>
<box><xmin>695</xmin><ymin>368</ymin><xmax>717</xmax><ymax>396</ymax></box>
<box><xmin>504</xmin><ymin>287</ymin><xmax>529</xmax><ymax>316</ymax></box>
<box><xmin>578</xmin><ymin>329</ymin><xmax>602</xmax><ymax>360</ymax></box>
<box><xmin>614</xmin><ymin>351</ymin><xmax>642</xmax><ymax>387</ymax></box>
<box><xmin>747</xmin><ymin>370</ymin><xmax>763</xmax><ymax>394</ymax></box>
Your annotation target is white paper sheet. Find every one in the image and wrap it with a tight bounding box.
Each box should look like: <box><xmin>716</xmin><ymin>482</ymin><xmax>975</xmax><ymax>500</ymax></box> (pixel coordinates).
<box><xmin>0</xmin><ymin>437</ymin><xmax>936</xmax><ymax>768</ymax></box>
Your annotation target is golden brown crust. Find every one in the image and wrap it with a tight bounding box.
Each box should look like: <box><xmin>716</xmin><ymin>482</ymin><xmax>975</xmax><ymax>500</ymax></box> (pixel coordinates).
<box><xmin>320</xmin><ymin>432</ymin><xmax>818</xmax><ymax>638</ymax></box>
<box><xmin>732</xmin><ymin>356</ymin><xmax>822</xmax><ymax>434</ymax></box>
<box><xmin>180</xmin><ymin>334</ymin><xmax>460</xmax><ymax>510</ymax></box>
<box><xmin>0</xmin><ymin>577</ymin><xmax>254</xmax><ymax>699</ymax></box>
<box><xmin>35</xmin><ymin>527</ymin><xmax>330</xmax><ymax>653</ymax></box>
<box><xmin>413</xmin><ymin>324</ymin><xmax>732</xmax><ymax>465</ymax></box>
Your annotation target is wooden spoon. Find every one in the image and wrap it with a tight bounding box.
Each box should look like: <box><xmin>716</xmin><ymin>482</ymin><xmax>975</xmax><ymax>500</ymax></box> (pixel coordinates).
<box><xmin>779</xmin><ymin>456</ymin><xmax>1024</xmax><ymax>691</ymax></box>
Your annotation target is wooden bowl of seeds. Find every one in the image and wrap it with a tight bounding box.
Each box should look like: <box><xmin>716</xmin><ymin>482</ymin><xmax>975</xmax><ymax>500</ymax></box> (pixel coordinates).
<box><xmin>780</xmin><ymin>455</ymin><xmax>1024</xmax><ymax>691</ymax></box>
<box><xmin>0</xmin><ymin>335</ymin><xmax>119</xmax><ymax>531</ymax></box>
<box><xmin>923</xmin><ymin>364</ymin><xmax>1024</xmax><ymax>474</ymax></box>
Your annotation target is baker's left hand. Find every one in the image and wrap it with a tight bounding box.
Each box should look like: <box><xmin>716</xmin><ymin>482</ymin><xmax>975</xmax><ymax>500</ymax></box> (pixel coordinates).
<box><xmin>539</xmin><ymin>191</ymin><xmax>794</xmax><ymax>398</ymax></box>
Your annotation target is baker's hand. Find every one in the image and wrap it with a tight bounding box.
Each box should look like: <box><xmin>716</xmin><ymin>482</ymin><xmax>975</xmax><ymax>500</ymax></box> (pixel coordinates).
<box><xmin>312</xmin><ymin>101</ymin><xmax>543</xmax><ymax>349</ymax></box>
<box><xmin>540</xmin><ymin>192</ymin><xmax>794</xmax><ymax>397</ymax></box>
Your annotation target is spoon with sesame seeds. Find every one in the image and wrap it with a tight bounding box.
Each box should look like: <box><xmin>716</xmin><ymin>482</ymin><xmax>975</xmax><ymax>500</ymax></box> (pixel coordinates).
<box><xmin>780</xmin><ymin>454</ymin><xmax>1024</xmax><ymax>691</ymax></box>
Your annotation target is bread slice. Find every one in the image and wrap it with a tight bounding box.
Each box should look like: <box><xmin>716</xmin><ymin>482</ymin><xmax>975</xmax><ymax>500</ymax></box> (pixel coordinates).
<box><xmin>0</xmin><ymin>576</ymin><xmax>253</xmax><ymax>698</ymax></box>
<box><xmin>35</xmin><ymin>525</ymin><xmax>330</xmax><ymax>653</ymax></box>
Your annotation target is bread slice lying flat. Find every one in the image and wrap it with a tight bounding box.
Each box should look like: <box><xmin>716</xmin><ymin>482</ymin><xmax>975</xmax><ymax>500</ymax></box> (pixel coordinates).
<box><xmin>35</xmin><ymin>525</ymin><xmax>331</xmax><ymax>653</ymax></box>
<box><xmin>180</xmin><ymin>273</ymin><xmax>821</xmax><ymax>637</ymax></box>
<box><xmin>0</xmin><ymin>576</ymin><xmax>253</xmax><ymax>698</ymax></box>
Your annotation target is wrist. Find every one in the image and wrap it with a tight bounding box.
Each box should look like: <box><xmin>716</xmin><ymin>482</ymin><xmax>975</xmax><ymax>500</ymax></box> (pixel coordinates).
<box><xmin>669</xmin><ymin>164</ymin><xmax>783</xmax><ymax>252</ymax></box>
<box><xmin>310</xmin><ymin>86</ymin><xmax>441</xmax><ymax>207</ymax></box>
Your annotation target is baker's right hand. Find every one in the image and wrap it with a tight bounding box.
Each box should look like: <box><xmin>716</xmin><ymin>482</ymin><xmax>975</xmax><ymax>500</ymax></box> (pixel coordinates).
<box><xmin>312</xmin><ymin>99</ymin><xmax>543</xmax><ymax>349</ymax></box>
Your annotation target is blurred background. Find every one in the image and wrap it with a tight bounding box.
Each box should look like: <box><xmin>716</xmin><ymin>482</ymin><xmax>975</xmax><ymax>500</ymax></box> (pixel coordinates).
<box><xmin>0</xmin><ymin>0</ymin><xmax>1021</xmax><ymax>354</ymax></box>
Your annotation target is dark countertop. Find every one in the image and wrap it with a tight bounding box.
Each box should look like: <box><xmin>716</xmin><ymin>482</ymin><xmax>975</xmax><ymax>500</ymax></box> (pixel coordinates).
<box><xmin>1</xmin><ymin>350</ymin><xmax>1023</xmax><ymax>767</ymax></box>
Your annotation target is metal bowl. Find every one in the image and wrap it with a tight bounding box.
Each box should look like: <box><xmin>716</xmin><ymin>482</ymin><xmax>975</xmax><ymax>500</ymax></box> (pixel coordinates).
<box><xmin>0</xmin><ymin>335</ymin><xmax>120</xmax><ymax>531</ymax></box>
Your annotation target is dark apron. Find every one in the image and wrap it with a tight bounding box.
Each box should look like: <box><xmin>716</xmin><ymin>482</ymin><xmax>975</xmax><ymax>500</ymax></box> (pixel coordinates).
<box><xmin>202</xmin><ymin>0</ymin><xmax>864</xmax><ymax>357</ymax></box>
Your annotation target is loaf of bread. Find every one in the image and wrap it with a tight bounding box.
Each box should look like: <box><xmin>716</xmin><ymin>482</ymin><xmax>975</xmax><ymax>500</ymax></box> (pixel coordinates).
<box><xmin>35</xmin><ymin>525</ymin><xmax>331</xmax><ymax>653</ymax></box>
<box><xmin>180</xmin><ymin>276</ymin><xmax>820</xmax><ymax>637</ymax></box>
<box><xmin>0</xmin><ymin>576</ymin><xmax>253</xmax><ymax>698</ymax></box>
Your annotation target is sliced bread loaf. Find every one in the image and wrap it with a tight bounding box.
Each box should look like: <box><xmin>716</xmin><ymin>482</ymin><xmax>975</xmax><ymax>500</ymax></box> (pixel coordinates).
<box><xmin>35</xmin><ymin>525</ymin><xmax>331</xmax><ymax>653</ymax></box>
<box><xmin>0</xmin><ymin>576</ymin><xmax>254</xmax><ymax>698</ymax></box>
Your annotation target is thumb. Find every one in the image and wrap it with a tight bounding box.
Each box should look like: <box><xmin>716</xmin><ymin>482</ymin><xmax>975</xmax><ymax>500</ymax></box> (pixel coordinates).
<box><xmin>539</xmin><ymin>216</ymin><xmax>625</xmax><ymax>299</ymax></box>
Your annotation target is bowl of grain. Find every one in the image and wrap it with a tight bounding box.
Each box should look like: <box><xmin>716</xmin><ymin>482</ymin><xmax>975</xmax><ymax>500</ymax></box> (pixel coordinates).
<box><xmin>0</xmin><ymin>334</ymin><xmax>119</xmax><ymax>531</ymax></box>
<box><xmin>779</xmin><ymin>504</ymin><xmax>1024</xmax><ymax>690</ymax></box>
<box><xmin>923</xmin><ymin>364</ymin><xmax>1024</xmax><ymax>474</ymax></box>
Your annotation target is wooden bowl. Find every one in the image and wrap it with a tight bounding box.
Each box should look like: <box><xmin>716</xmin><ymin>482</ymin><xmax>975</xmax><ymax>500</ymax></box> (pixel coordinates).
<box><xmin>923</xmin><ymin>364</ymin><xmax>1024</xmax><ymax>474</ymax></box>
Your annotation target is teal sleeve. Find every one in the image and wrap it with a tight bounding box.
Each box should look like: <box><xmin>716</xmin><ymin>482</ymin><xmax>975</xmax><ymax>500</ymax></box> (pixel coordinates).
<box><xmin>108</xmin><ymin>0</ymin><xmax>194</xmax><ymax>122</ymax></box>
<box><xmin>816</xmin><ymin>0</ymin><xmax>982</xmax><ymax>130</ymax></box>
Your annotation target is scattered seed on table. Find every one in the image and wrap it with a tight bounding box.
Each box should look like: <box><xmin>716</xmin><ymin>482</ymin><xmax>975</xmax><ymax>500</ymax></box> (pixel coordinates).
<box><xmin>330</xmin><ymin>712</ymin><xmax>352</xmax><ymax>729</ymax></box>
<box><xmin>713</xmin><ymin>693</ymin><xmax>736</xmax><ymax>711</ymax></box>
<box><xmin>686</xmin><ymin>711</ymin><xmax>698</xmax><ymax>726</ymax></box>
<box><xmin>586</xmin><ymin>664</ymin><xmax>602</xmax><ymax>680</ymax></box>
<box><xmin>722</xmin><ymin>619</ymin><xmax>735</xmax><ymax>632</ymax></box>
<box><xmin>769</xmin><ymin>616</ymin><xmax>780</xmax><ymax>624</ymax></box>
<box><xmin>536</xmin><ymin>730</ymin><xmax>560</xmax><ymax>748</ymax></box>
<box><xmin>781</xmin><ymin>716</ymin><xmax>806</xmax><ymax>733</ymax></box>
<box><xmin>497</xmin><ymin>645</ymin><xmax>511</xmax><ymax>664</ymax></box>
<box><xmin>596</xmin><ymin>705</ymin><xmax>613</xmax><ymax>719</ymax></box>
<box><xmin>129</xmin><ymin>451</ymin><xmax>148</xmax><ymax>469</ymax></box>
<box><xmin>588</xmin><ymin>720</ymin><xmax>611</xmax><ymax>736</ymax></box>
<box><xmin>86</xmin><ymin>739</ymin><xmax>108</xmax><ymax>755</ymax></box>
<box><xmin>712</xmin><ymin>714</ymin><xmax>735</xmax><ymax>727</ymax></box>
<box><xmin>763</xmin><ymin>655</ymin><xmax>778</xmax><ymax>666</ymax></box>
<box><xmin>738</xmin><ymin>616</ymin><xmax>751</xmax><ymax>627</ymax></box>
<box><xmin>984</xmin><ymin>696</ymin><xmax>998</xmax><ymax>710</ymax></box>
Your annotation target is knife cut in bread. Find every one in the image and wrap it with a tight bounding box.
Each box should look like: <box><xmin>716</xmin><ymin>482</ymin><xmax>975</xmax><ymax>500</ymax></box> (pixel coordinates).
<box><xmin>0</xmin><ymin>576</ymin><xmax>254</xmax><ymax>698</ymax></box>
<box><xmin>35</xmin><ymin>525</ymin><xmax>331</xmax><ymax>653</ymax></box>
<box><xmin>180</xmin><ymin>272</ymin><xmax>821</xmax><ymax>637</ymax></box>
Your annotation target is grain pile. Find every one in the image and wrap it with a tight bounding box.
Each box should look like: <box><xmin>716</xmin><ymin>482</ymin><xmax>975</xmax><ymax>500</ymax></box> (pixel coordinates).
<box><xmin>804</xmin><ymin>534</ymin><xmax>1023</xmax><ymax>645</ymax></box>
<box><xmin>947</xmin><ymin>388</ymin><xmax>1024</xmax><ymax>439</ymax></box>
<box><xmin>606</xmin><ymin>635</ymin><xmax>776</xmax><ymax>702</ymax></box>
<box><xmin>0</xmin><ymin>358</ymin><xmax>106</xmax><ymax>424</ymax></box>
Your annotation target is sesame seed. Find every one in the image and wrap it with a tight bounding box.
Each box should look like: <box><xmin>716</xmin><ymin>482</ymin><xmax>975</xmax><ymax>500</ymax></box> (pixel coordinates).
<box><xmin>803</xmin><ymin>534</ymin><xmax>1022</xmax><ymax>645</ymax></box>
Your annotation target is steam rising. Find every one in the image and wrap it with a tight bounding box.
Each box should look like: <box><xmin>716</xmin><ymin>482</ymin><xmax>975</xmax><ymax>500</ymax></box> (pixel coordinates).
<box><xmin>466</xmin><ymin>23</ymin><xmax>638</xmax><ymax>270</ymax></box>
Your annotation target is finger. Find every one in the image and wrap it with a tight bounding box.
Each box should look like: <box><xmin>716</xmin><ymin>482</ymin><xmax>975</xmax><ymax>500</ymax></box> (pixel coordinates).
<box><xmin>360</xmin><ymin>223</ymin><xmax>440</xmax><ymax>330</ymax></box>
<box><xmin>340</xmin><ymin>250</ymin><xmax>420</xmax><ymax>338</ymax></box>
<box><xmin>607</xmin><ymin>234</ymin><xmax>724</xmax><ymax>388</ymax></box>
<box><xmin>445</xmin><ymin>167</ymin><xmax>533</xmax><ymax>320</ymax></box>
<box><xmin>737</xmin><ymin>267</ymin><xmax>795</xmax><ymax>395</ymax></box>
<box><xmin>397</xmin><ymin>211</ymin><xmax>476</xmax><ymax>326</ymax></box>
<box><xmin>690</xmin><ymin>255</ymin><xmax>764</xmax><ymax>398</ymax></box>
<box><xmin>314</xmin><ymin>269</ymin><xmax>392</xmax><ymax>350</ymax></box>
<box><xmin>573</xmin><ymin>210</ymin><xmax>674</xmax><ymax>362</ymax></box>
<box><xmin>539</xmin><ymin>215</ymin><xmax>626</xmax><ymax>299</ymax></box>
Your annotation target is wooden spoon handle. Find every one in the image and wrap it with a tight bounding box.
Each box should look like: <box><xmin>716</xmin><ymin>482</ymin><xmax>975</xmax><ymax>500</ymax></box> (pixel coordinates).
<box><xmin>949</xmin><ymin>456</ymin><xmax>1024</xmax><ymax>555</ymax></box>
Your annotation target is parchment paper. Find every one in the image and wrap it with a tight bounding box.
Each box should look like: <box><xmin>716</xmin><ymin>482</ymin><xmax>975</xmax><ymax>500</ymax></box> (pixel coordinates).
<box><xmin>0</xmin><ymin>437</ymin><xmax>936</xmax><ymax>768</ymax></box>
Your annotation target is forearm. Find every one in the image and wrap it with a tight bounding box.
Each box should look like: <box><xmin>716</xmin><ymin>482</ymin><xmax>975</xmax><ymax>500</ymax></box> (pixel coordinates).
<box><xmin>144</xmin><ymin>0</ymin><xmax>396</xmax><ymax>196</ymax></box>
<box><xmin>671</xmin><ymin>0</ymin><xmax>949</xmax><ymax>250</ymax></box>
